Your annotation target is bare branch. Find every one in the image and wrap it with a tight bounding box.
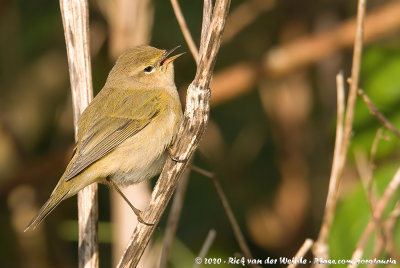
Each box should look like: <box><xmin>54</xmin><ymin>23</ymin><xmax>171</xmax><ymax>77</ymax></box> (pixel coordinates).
<box><xmin>314</xmin><ymin>0</ymin><xmax>367</xmax><ymax>263</ymax></box>
<box><xmin>191</xmin><ymin>166</ymin><xmax>261</xmax><ymax>268</ymax></box>
<box><xmin>117</xmin><ymin>1</ymin><xmax>231</xmax><ymax>266</ymax></box>
<box><xmin>170</xmin><ymin>0</ymin><xmax>199</xmax><ymax>64</ymax></box>
<box><xmin>287</xmin><ymin>239</ymin><xmax>314</xmax><ymax>268</ymax></box>
<box><xmin>357</xmin><ymin>89</ymin><xmax>400</xmax><ymax>139</ymax></box>
<box><xmin>59</xmin><ymin>0</ymin><xmax>98</xmax><ymax>267</ymax></box>
<box><xmin>339</xmin><ymin>0</ymin><xmax>365</xmax><ymax>165</ymax></box>
<box><xmin>192</xmin><ymin>229</ymin><xmax>217</xmax><ymax>268</ymax></box>
<box><xmin>313</xmin><ymin>72</ymin><xmax>345</xmax><ymax>261</ymax></box>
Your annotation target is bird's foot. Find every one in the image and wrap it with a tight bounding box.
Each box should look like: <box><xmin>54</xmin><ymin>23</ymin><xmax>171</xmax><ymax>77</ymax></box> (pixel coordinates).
<box><xmin>107</xmin><ymin>177</ymin><xmax>154</xmax><ymax>226</ymax></box>
<box><xmin>168</xmin><ymin>147</ymin><xmax>187</xmax><ymax>163</ymax></box>
<box><xmin>135</xmin><ymin>210</ymin><xmax>154</xmax><ymax>226</ymax></box>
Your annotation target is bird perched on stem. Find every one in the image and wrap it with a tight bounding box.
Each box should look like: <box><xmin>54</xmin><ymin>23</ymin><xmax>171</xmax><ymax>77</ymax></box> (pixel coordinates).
<box><xmin>25</xmin><ymin>45</ymin><xmax>184</xmax><ymax>231</ymax></box>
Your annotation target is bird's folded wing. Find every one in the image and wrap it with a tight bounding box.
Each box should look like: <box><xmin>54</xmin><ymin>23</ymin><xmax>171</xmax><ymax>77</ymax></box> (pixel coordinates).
<box><xmin>64</xmin><ymin>90</ymin><xmax>164</xmax><ymax>181</ymax></box>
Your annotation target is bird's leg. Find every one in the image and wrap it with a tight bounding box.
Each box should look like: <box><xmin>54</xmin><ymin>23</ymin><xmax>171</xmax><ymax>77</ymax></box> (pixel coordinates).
<box><xmin>168</xmin><ymin>146</ymin><xmax>187</xmax><ymax>163</ymax></box>
<box><xmin>106</xmin><ymin>177</ymin><xmax>154</xmax><ymax>226</ymax></box>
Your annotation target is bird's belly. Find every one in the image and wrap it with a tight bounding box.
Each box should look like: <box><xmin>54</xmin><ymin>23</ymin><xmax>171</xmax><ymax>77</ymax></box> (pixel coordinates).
<box><xmin>111</xmin><ymin>152</ymin><xmax>167</xmax><ymax>185</ymax></box>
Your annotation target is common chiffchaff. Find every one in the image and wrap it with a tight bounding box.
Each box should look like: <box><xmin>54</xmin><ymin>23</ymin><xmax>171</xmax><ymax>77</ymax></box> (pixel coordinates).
<box><xmin>25</xmin><ymin>45</ymin><xmax>184</xmax><ymax>231</ymax></box>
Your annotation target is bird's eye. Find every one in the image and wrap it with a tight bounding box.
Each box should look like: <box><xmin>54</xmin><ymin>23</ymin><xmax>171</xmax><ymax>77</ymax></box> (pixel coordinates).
<box><xmin>143</xmin><ymin>66</ymin><xmax>154</xmax><ymax>73</ymax></box>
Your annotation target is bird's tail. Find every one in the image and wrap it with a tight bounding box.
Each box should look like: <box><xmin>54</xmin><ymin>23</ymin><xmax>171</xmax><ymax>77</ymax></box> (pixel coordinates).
<box><xmin>24</xmin><ymin>183</ymin><xmax>70</xmax><ymax>232</ymax></box>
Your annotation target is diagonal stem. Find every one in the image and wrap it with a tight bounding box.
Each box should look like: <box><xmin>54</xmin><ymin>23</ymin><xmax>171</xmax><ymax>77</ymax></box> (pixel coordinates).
<box><xmin>170</xmin><ymin>0</ymin><xmax>199</xmax><ymax>64</ymax></box>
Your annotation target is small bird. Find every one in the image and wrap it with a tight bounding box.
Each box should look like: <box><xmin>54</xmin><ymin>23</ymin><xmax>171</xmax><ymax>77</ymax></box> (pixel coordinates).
<box><xmin>25</xmin><ymin>45</ymin><xmax>184</xmax><ymax>231</ymax></box>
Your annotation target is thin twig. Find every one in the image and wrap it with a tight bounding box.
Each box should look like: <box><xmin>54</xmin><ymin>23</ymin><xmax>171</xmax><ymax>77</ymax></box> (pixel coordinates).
<box><xmin>192</xmin><ymin>229</ymin><xmax>217</xmax><ymax>268</ymax></box>
<box><xmin>357</xmin><ymin>89</ymin><xmax>400</xmax><ymax>139</ymax></box>
<box><xmin>313</xmin><ymin>72</ymin><xmax>345</xmax><ymax>261</ymax></box>
<box><xmin>170</xmin><ymin>0</ymin><xmax>199</xmax><ymax>64</ymax></box>
<box><xmin>117</xmin><ymin>1</ymin><xmax>231</xmax><ymax>266</ymax></box>
<box><xmin>314</xmin><ymin>0</ymin><xmax>367</xmax><ymax>263</ymax></box>
<box><xmin>159</xmin><ymin>168</ymin><xmax>191</xmax><ymax>268</ymax></box>
<box><xmin>348</xmin><ymin>166</ymin><xmax>400</xmax><ymax>267</ymax></box>
<box><xmin>341</xmin><ymin>0</ymin><xmax>366</xmax><ymax>188</ymax></box>
<box><xmin>287</xmin><ymin>239</ymin><xmax>314</xmax><ymax>268</ymax></box>
<box><xmin>59</xmin><ymin>0</ymin><xmax>98</xmax><ymax>267</ymax></box>
<box><xmin>191</xmin><ymin>165</ymin><xmax>261</xmax><ymax>268</ymax></box>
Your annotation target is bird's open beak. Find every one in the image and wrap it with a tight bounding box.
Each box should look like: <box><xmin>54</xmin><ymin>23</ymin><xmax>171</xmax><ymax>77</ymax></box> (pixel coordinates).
<box><xmin>161</xmin><ymin>45</ymin><xmax>185</xmax><ymax>66</ymax></box>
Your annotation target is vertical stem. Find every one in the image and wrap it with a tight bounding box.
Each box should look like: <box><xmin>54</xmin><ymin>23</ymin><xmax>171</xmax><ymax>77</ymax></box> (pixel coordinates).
<box><xmin>342</xmin><ymin>0</ymin><xmax>366</xmax><ymax>155</ymax></box>
<box><xmin>314</xmin><ymin>1</ymin><xmax>366</xmax><ymax>263</ymax></box>
<box><xmin>59</xmin><ymin>0</ymin><xmax>98</xmax><ymax>267</ymax></box>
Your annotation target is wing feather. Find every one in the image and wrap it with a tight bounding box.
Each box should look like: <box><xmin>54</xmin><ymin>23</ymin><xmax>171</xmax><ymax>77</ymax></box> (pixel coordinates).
<box><xmin>64</xmin><ymin>89</ymin><xmax>165</xmax><ymax>181</ymax></box>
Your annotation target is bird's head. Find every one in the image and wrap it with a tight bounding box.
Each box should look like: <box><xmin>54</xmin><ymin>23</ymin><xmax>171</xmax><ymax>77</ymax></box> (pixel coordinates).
<box><xmin>106</xmin><ymin>45</ymin><xmax>184</xmax><ymax>88</ymax></box>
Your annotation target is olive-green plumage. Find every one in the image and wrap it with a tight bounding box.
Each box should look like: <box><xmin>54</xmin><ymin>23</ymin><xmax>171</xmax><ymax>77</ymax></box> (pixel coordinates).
<box><xmin>25</xmin><ymin>45</ymin><xmax>183</xmax><ymax>231</ymax></box>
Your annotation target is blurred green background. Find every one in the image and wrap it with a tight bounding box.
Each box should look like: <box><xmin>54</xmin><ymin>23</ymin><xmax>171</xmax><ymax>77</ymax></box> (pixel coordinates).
<box><xmin>1</xmin><ymin>0</ymin><xmax>400</xmax><ymax>267</ymax></box>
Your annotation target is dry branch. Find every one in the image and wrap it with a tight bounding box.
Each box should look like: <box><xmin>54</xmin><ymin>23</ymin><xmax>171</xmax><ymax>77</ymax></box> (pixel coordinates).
<box><xmin>59</xmin><ymin>0</ymin><xmax>98</xmax><ymax>267</ymax></box>
<box><xmin>192</xmin><ymin>229</ymin><xmax>217</xmax><ymax>268</ymax></box>
<box><xmin>314</xmin><ymin>0</ymin><xmax>366</xmax><ymax>261</ymax></box>
<box><xmin>287</xmin><ymin>239</ymin><xmax>314</xmax><ymax>268</ymax></box>
<box><xmin>170</xmin><ymin>0</ymin><xmax>199</xmax><ymax>63</ymax></box>
<box><xmin>117</xmin><ymin>1</ymin><xmax>231</xmax><ymax>266</ymax></box>
<box><xmin>357</xmin><ymin>89</ymin><xmax>400</xmax><ymax>139</ymax></box>
<box><xmin>191</xmin><ymin>166</ymin><xmax>260</xmax><ymax>268</ymax></box>
<box><xmin>313</xmin><ymin>72</ymin><xmax>345</xmax><ymax>263</ymax></box>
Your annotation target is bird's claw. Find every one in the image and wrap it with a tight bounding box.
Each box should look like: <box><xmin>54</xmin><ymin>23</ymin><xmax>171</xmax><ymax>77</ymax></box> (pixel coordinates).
<box><xmin>168</xmin><ymin>147</ymin><xmax>187</xmax><ymax>163</ymax></box>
